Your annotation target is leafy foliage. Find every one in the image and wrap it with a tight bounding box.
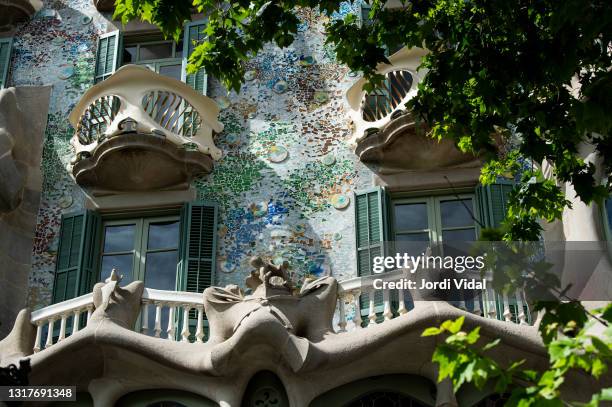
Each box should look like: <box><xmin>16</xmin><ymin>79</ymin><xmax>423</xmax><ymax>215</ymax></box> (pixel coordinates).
<box><xmin>422</xmin><ymin>311</ymin><xmax>612</xmax><ymax>406</ymax></box>
<box><xmin>113</xmin><ymin>0</ymin><xmax>612</xmax><ymax>404</ymax></box>
<box><xmin>114</xmin><ymin>0</ymin><xmax>611</xmax><ymax>241</ymax></box>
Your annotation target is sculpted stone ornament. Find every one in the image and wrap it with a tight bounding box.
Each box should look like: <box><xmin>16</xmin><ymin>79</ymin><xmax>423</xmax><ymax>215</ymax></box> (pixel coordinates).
<box><xmin>203</xmin><ymin>256</ymin><xmax>338</xmax><ymax>374</ymax></box>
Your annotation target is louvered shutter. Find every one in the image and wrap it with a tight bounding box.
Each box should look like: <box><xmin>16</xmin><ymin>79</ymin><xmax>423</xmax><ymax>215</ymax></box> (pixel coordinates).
<box><xmin>0</xmin><ymin>38</ymin><xmax>12</xmax><ymax>89</ymax></box>
<box><xmin>476</xmin><ymin>181</ymin><xmax>514</xmax><ymax>228</ymax></box>
<box><xmin>94</xmin><ymin>31</ymin><xmax>121</xmax><ymax>83</ymax></box>
<box><xmin>181</xmin><ymin>20</ymin><xmax>208</xmax><ymax>94</ymax></box>
<box><xmin>177</xmin><ymin>202</ymin><xmax>218</xmax><ymax>293</ymax></box>
<box><xmin>355</xmin><ymin>187</ymin><xmax>387</xmax><ymax>277</ymax></box>
<box><xmin>52</xmin><ymin>211</ymin><xmax>101</xmax><ymax>303</ymax></box>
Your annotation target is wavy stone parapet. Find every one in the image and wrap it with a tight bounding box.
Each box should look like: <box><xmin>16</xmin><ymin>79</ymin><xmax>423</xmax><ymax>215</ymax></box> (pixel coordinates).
<box><xmin>1</xmin><ymin>271</ymin><xmax>607</xmax><ymax>406</ymax></box>
<box><xmin>0</xmin><ymin>0</ymin><xmax>42</xmax><ymax>32</ymax></box>
<box><xmin>72</xmin><ymin>133</ymin><xmax>214</xmax><ymax>192</ymax></box>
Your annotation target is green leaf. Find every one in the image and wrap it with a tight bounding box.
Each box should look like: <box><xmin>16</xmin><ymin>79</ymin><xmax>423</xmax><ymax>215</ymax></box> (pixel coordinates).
<box><xmin>441</xmin><ymin>316</ymin><xmax>465</xmax><ymax>334</ymax></box>
<box><xmin>422</xmin><ymin>327</ymin><xmax>443</xmax><ymax>337</ymax></box>
<box><xmin>481</xmin><ymin>338</ymin><xmax>501</xmax><ymax>352</ymax></box>
<box><xmin>590</xmin><ymin>336</ymin><xmax>612</xmax><ymax>358</ymax></box>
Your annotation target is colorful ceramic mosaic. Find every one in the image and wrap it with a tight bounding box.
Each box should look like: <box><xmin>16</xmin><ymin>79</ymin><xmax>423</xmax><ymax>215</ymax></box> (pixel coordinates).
<box><xmin>11</xmin><ymin>1</ymin><xmax>372</xmax><ymax>309</ymax></box>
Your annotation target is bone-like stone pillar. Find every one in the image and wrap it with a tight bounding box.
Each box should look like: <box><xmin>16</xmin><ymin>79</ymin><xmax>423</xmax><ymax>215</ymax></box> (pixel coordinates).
<box><xmin>0</xmin><ymin>86</ymin><xmax>51</xmax><ymax>339</ymax></box>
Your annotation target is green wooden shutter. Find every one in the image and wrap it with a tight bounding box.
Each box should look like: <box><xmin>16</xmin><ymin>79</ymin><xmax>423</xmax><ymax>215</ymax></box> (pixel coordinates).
<box><xmin>0</xmin><ymin>38</ymin><xmax>12</xmax><ymax>89</ymax></box>
<box><xmin>177</xmin><ymin>202</ymin><xmax>218</xmax><ymax>292</ymax></box>
<box><xmin>52</xmin><ymin>211</ymin><xmax>101</xmax><ymax>303</ymax></box>
<box><xmin>355</xmin><ymin>187</ymin><xmax>387</xmax><ymax>277</ymax></box>
<box><xmin>476</xmin><ymin>180</ymin><xmax>514</xmax><ymax>228</ymax></box>
<box><xmin>181</xmin><ymin>20</ymin><xmax>208</xmax><ymax>94</ymax></box>
<box><xmin>94</xmin><ymin>31</ymin><xmax>122</xmax><ymax>83</ymax></box>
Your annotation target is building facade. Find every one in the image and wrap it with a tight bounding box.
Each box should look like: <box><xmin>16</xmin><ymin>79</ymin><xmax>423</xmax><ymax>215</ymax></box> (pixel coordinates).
<box><xmin>0</xmin><ymin>0</ymin><xmax>609</xmax><ymax>406</ymax></box>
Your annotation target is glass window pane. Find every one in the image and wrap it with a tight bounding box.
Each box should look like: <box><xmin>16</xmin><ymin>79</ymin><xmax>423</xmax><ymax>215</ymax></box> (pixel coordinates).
<box><xmin>158</xmin><ymin>64</ymin><xmax>182</xmax><ymax>81</ymax></box>
<box><xmin>123</xmin><ymin>46</ymin><xmax>137</xmax><ymax>64</ymax></box>
<box><xmin>395</xmin><ymin>232</ymin><xmax>430</xmax><ymax>256</ymax></box>
<box><xmin>144</xmin><ymin>251</ymin><xmax>178</xmax><ymax>290</ymax></box>
<box><xmin>442</xmin><ymin>228</ymin><xmax>476</xmax><ymax>241</ymax></box>
<box><xmin>103</xmin><ymin>224</ymin><xmax>135</xmax><ymax>252</ymax></box>
<box><xmin>441</xmin><ymin>232</ymin><xmax>476</xmax><ymax>266</ymax></box>
<box><xmin>147</xmin><ymin>221</ymin><xmax>180</xmax><ymax>250</ymax></box>
<box><xmin>440</xmin><ymin>199</ymin><xmax>474</xmax><ymax>228</ymax></box>
<box><xmin>139</xmin><ymin>42</ymin><xmax>173</xmax><ymax>60</ymax></box>
<box><xmin>394</xmin><ymin>203</ymin><xmax>428</xmax><ymax>231</ymax></box>
<box><xmin>100</xmin><ymin>254</ymin><xmax>133</xmax><ymax>284</ymax></box>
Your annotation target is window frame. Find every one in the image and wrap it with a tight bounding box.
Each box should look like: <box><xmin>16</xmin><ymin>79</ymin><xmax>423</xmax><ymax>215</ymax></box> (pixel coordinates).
<box><xmin>122</xmin><ymin>38</ymin><xmax>182</xmax><ymax>63</ymax></box>
<box><xmin>121</xmin><ymin>37</ymin><xmax>183</xmax><ymax>80</ymax></box>
<box><xmin>389</xmin><ymin>192</ymin><xmax>479</xmax><ymax>247</ymax></box>
<box><xmin>97</xmin><ymin>212</ymin><xmax>181</xmax><ymax>285</ymax></box>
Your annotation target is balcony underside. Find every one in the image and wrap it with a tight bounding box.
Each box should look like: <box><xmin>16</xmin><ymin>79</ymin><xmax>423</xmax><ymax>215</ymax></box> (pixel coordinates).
<box><xmin>0</xmin><ymin>0</ymin><xmax>42</xmax><ymax>31</ymax></box>
<box><xmin>355</xmin><ymin>113</ymin><xmax>481</xmax><ymax>174</ymax></box>
<box><xmin>73</xmin><ymin>133</ymin><xmax>213</xmax><ymax>193</ymax></box>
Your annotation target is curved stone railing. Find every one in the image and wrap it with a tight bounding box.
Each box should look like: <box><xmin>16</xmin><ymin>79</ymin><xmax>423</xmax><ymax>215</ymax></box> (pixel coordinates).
<box><xmin>139</xmin><ymin>288</ymin><xmax>206</xmax><ymax>342</ymax></box>
<box><xmin>335</xmin><ymin>269</ymin><xmax>408</xmax><ymax>332</ymax></box>
<box><xmin>31</xmin><ymin>293</ymin><xmax>95</xmax><ymax>353</ymax></box>
<box><xmin>335</xmin><ymin>270</ymin><xmax>532</xmax><ymax>332</ymax></box>
<box><xmin>27</xmin><ymin>275</ymin><xmax>531</xmax><ymax>354</ymax></box>
<box><xmin>67</xmin><ymin>65</ymin><xmax>224</xmax><ymax>192</ymax></box>
<box><xmin>28</xmin><ymin>287</ymin><xmax>210</xmax><ymax>354</ymax></box>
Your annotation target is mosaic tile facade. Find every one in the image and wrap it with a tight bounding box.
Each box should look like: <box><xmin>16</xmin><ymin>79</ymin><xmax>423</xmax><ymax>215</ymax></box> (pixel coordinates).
<box><xmin>9</xmin><ymin>1</ymin><xmax>373</xmax><ymax>309</ymax></box>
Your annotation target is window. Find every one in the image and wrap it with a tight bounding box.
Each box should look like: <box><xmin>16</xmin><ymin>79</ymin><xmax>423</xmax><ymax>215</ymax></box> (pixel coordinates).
<box><xmin>354</xmin><ymin>188</ymin><xmax>481</xmax><ymax>277</ymax></box>
<box><xmin>391</xmin><ymin>195</ymin><xmax>477</xmax><ymax>257</ymax></box>
<box><xmin>122</xmin><ymin>39</ymin><xmax>183</xmax><ymax>81</ymax></box>
<box><xmin>354</xmin><ymin>182</ymin><xmax>516</xmax><ymax>323</ymax></box>
<box><xmin>52</xmin><ymin>202</ymin><xmax>218</xmax><ymax>304</ymax></box>
<box><xmin>358</xmin><ymin>5</ymin><xmax>403</xmax><ymax>56</ymax></box>
<box><xmin>346</xmin><ymin>392</ymin><xmax>430</xmax><ymax>407</ymax></box>
<box><xmin>472</xmin><ymin>394</ymin><xmax>510</xmax><ymax>407</ymax></box>
<box><xmin>100</xmin><ymin>216</ymin><xmax>180</xmax><ymax>290</ymax></box>
<box><xmin>93</xmin><ymin>20</ymin><xmax>208</xmax><ymax>94</ymax></box>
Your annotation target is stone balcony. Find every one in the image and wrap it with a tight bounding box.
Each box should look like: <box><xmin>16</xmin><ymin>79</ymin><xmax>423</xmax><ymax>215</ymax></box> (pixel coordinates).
<box><xmin>346</xmin><ymin>47</ymin><xmax>480</xmax><ymax>174</ymax></box>
<box><xmin>10</xmin><ymin>268</ymin><xmax>531</xmax><ymax>356</ymax></box>
<box><xmin>68</xmin><ymin>65</ymin><xmax>223</xmax><ymax>193</ymax></box>
<box><xmin>0</xmin><ymin>0</ymin><xmax>42</xmax><ymax>32</ymax></box>
<box><xmin>0</xmin><ymin>260</ymin><xmax>547</xmax><ymax>405</ymax></box>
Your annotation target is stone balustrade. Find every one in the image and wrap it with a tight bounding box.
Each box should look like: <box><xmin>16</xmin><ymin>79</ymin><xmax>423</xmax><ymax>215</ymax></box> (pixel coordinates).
<box><xmin>27</xmin><ymin>274</ymin><xmax>531</xmax><ymax>354</ymax></box>
<box><xmin>30</xmin><ymin>292</ymin><xmax>95</xmax><ymax>353</ymax></box>
<box><xmin>335</xmin><ymin>270</ymin><xmax>532</xmax><ymax>332</ymax></box>
<box><xmin>139</xmin><ymin>288</ymin><xmax>207</xmax><ymax>342</ymax></box>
